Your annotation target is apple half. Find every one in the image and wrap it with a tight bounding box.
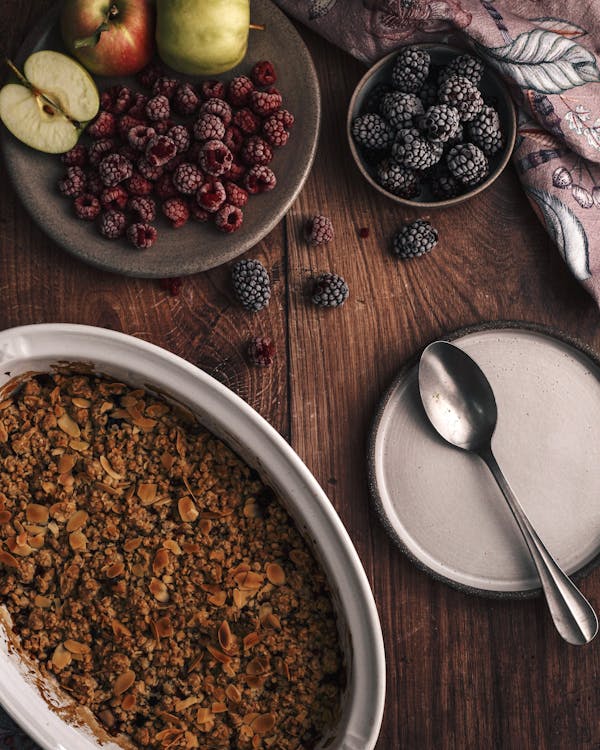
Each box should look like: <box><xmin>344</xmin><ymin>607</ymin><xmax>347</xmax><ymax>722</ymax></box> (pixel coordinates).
<box><xmin>0</xmin><ymin>50</ymin><xmax>100</xmax><ymax>153</ymax></box>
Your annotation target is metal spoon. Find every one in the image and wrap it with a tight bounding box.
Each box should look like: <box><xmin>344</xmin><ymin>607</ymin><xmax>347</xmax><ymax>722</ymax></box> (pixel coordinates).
<box><xmin>418</xmin><ymin>340</ymin><xmax>598</xmax><ymax>646</ymax></box>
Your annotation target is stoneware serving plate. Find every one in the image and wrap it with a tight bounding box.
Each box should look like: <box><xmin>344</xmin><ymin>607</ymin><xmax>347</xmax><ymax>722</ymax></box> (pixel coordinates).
<box><xmin>0</xmin><ymin>324</ymin><xmax>385</xmax><ymax>750</ymax></box>
<box><xmin>369</xmin><ymin>322</ymin><xmax>600</xmax><ymax>597</ymax></box>
<box><xmin>0</xmin><ymin>0</ymin><xmax>320</xmax><ymax>277</ymax></box>
<box><xmin>347</xmin><ymin>44</ymin><xmax>517</xmax><ymax>208</ymax></box>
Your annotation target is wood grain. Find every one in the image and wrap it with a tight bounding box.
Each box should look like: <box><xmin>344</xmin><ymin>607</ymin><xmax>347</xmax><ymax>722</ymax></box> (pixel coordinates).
<box><xmin>1</xmin><ymin>3</ymin><xmax>600</xmax><ymax>749</ymax></box>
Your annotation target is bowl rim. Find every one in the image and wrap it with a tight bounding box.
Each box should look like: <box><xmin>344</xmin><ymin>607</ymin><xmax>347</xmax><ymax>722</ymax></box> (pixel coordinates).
<box><xmin>346</xmin><ymin>43</ymin><xmax>517</xmax><ymax>208</ymax></box>
<box><xmin>0</xmin><ymin>323</ymin><xmax>386</xmax><ymax>750</ymax></box>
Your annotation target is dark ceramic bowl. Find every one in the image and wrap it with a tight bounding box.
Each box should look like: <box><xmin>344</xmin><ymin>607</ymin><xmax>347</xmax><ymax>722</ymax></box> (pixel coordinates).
<box><xmin>346</xmin><ymin>44</ymin><xmax>517</xmax><ymax>208</ymax></box>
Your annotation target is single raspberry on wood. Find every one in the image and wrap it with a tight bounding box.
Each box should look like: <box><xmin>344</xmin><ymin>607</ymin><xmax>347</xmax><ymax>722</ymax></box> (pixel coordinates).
<box><xmin>145</xmin><ymin>135</ymin><xmax>178</xmax><ymax>167</ymax></box>
<box><xmin>305</xmin><ymin>215</ymin><xmax>334</xmax><ymax>245</ymax></box>
<box><xmin>244</xmin><ymin>165</ymin><xmax>276</xmax><ymax>194</ymax></box>
<box><xmin>89</xmin><ymin>139</ymin><xmax>115</xmax><ymax>166</ymax></box>
<box><xmin>174</xmin><ymin>83</ymin><xmax>200</xmax><ymax>115</ymax></box>
<box><xmin>128</xmin><ymin>196</ymin><xmax>156</xmax><ymax>222</ymax></box>
<box><xmin>168</xmin><ymin>124</ymin><xmax>191</xmax><ymax>153</ymax></box>
<box><xmin>199</xmin><ymin>98</ymin><xmax>232</xmax><ymax>125</ymax></box>
<box><xmin>199</xmin><ymin>140</ymin><xmax>233</xmax><ymax>176</ymax></box>
<box><xmin>146</xmin><ymin>95</ymin><xmax>170</xmax><ymax>122</ymax></box>
<box><xmin>126</xmin><ymin>172</ymin><xmax>153</xmax><ymax>196</ymax></box>
<box><xmin>162</xmin><ymin>197</ymin><xmax>190</xmax><ymax>228</ymax></box>
<box><xmin>196</xmin><ymin>179</ymin><xmax>226</xmax><ymax>212</ymax></box>
<box><xmin>61</xmin><ymin>144</ymin><xmax>88</xmax><ymax>167</ymax></box>
<box><xmin>128</xmin><ymin>125</ymin><xmax>156</xmax><ymax>151</ymax></box>
<box><xmin>250</xmin><ymin>88</ymin><xmax>282</xmax><ymax>116</ymax></box>
<box><xmin>214</xmin><ymin>203</ymin><xmax>244</xmax><ymax>233</ymax></box>
<box><xmin>100</xmin><ymin>185</ymin><xmax>129</xmax><ymax>210</ymax></box>
<box><xmin>155</xmin><ymin>173</ymin><xmax>178</xmax><ymax>200</ymax></box>
<box><xmin>58</xmin><ymin>166</ymin><xmax>86</xmax><ymax>197</ymax></box>
<box><xmin>173</xmin><ymin>163</ymin><xmax>204</xmax><ymax>195</ymax></box>
<box><xmin>262</xmin><ymin>115</ymin><xmax>289</xmax><ymax>147</ymax></box>
<box><xmin>99</xmin><ymin>209</ymin><xmax>126</xmax><ymax>239</ymax></box>
<box><xmin>127</xmin><ymin>222</ymin><xmax>158</xmax><ymax>248</ymax></box>
<box><xmin>74</xmin><ymin>194</ymin><xmax>101</xmax><ymax>221</ymax></box>
<box><xmin>152</xmin><ymin>77</ymin><xmax>179</xmax><ymax>99</ymax></box>
<box><xmin>137</xmin><ymin>157</ymin><xmax>164</xmax><ymax>181</ymax></box>
<box><xmin>241</xmin><ymin>136</ymin><xmax>273</xmax><ymax>166</ymax></box>
<box><xmin>87</xmin><ymin>111</ymin><xmax>116</xmax><ymax>139</ymax></box>
<box><xmin>200</xmin><ymin>80</ymin><xmax>227</xmax><ymax>100</ymax></box>
<box><xmin>224</xmin><ymin>181</ymin><xmax>248</xmax><ymax>207</ymax></box>
<box><xmin>137</xmin><ymin>63</ymin><xmax>164</xmax><ymax>90</ymax></box>
<box><xmin>251</xmin><ymin>60</ymin><xmax>277</xmax><ymax>87</ymax></box>
<box><xmin>247</xmin><ymin>336</ymin><xmax>275</xmax><ymax>367</ymax></box>
<box><xmin>193</xmin><ymin>113</ymin><xmax>226</xmax><ymax>142</ymax></box>
<box><xmin>99</xmin><ymin>153</ymin><xmax>133</xmax><ymax>187</ymax></box>
<box><xmin>223</xmin><ymin>125</ymin><xmax>244</xmax><ymax>154</ymax></box>
<box><xmin>233</xmin><ymin>107</ymin><xmax>261</xmax><ymax>135</ymax></box>
<box><xmin>228</xmin><ymin>76</ymin><xmax>254</xmax><ymax>107</ymax></box>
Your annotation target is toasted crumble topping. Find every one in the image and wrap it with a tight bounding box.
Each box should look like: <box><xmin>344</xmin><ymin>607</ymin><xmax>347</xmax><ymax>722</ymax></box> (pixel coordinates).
<box><xmin>0</xmin><ymin>373</ymin><xmax>343</xmax><ymax>749</ymax></box>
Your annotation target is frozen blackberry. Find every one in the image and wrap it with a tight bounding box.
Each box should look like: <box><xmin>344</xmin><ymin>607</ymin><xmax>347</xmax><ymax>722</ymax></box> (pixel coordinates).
<box><xmin>417</xmin><ymin>79</ymin><xmax>438</xmax><ymax>109</ymax></box>
<box><xmin>466</xmin><ymin>105</ymin><xmax>503</xmax><ymax>156</ymax></box>
<box><xmin>439</xmin><ymin>54</ymin><xmax>485</xmax><ymax>87</ymax></box>
<box><xmin>305</xmin><ymin>215</ymin><xmax>334</xmax><ymax>245</ymax></box>
<box><xmin>392</xmin><ymin>128</ymin><xmax>443</xmax><ymax>171</ymax></box>
<box><xmin>99</xmin><ymin>209</ymin><xmax>126</xmax><ymax>239</ymax></box>
<box><xmin>231</xmin><ymin>259</ymin><xmax>271</xmax><ymax>312</ymax></box>
<box><xmin>127</xmin><ymin>222</ymin><xmax>158</xmax><ymax>249</ymax></box>
<box><xmin>392</xmin><ymin>46</ymin><xmax>430</xmax><ymax>93</ymax></box>
<box><xmin>351</xmin><ymin>113</ymin><xmax>394</xmax><ymax>152</ymax></box>
<box><xmin>376</xmin><ymin>159</ymin><xmax>420</xmax><ymax>199</ymax></box>
<box><xmin>194</xmin><ymin>113</ymin><xmax>226</xmax><ymax>142</ymax></box>
<box><xmin>248</xmin><ymin>336</ymin><xmax>275</xmax><ymax>367</ymax></box>
<box><xmin>422</xmin><ymin>104</ymin><xmax>461</xmax><ymax>143</ymax></box>
<box><xmin>392</xmin><ymin>220</ymin><xmax>438</xmax><ymax>259</ymax></box>
<box><xmin>99</xmin><ymin>153</ymin><xmax>133</xmax><ymax>187</ymax></box>
<box><xmin>438</xmin><ymin>76</ymin><xmax>483</xmax><ymax>122</ymax></box>
<box><xmin>311</xmin><ymin>273</ymin><xmax>349</xmax><ymax>308</ymax></box>
<box><xmin>380</xmin><ymin>92</ymin><xmax>424</xmax><ymax>130</ymax></box>
<box><xmin>446</xmin><ymin>143</ymin><xmax>489</xmax><ymax>186</ymax></box>
<box><xmin>364</xmin><ymin>82</ymin><xmax>392</xmax><ymax>114</ymax></box>
<box><xmin>430</xmin><ymin>165</ymin><xmax>461</xmax><ymax>199</ymax></box>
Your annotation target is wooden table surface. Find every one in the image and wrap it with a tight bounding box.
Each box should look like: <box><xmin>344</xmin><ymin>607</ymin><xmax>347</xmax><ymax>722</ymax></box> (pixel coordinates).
<box><xmin>2</xmin><ymin>3</ymin><xmax>600</xmax><ymax>749</ymax></box>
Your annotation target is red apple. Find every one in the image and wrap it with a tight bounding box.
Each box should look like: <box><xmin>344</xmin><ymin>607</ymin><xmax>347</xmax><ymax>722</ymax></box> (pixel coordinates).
<box><xmin>60</xmin><ymin>0</ymin><xmax>155</xmax><ymax>77</ymax></box>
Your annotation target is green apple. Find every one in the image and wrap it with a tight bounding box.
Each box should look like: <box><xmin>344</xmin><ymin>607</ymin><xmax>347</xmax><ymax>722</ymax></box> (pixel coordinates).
<box><xmin>0</xmin><ymin>50</ymin><xmax>99</xmax><ymax>153</ymax></box>
<box><xmin>156</xmin><ymin>0</ymin><xmax>250</xmax><ymax>76</ymax></box>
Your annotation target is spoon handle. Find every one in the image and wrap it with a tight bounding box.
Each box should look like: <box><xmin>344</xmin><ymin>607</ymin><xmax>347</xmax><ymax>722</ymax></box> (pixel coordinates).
<box><xmin>478</xmin><ymin>446</ymin><xmax>598</xmax><ymax>646</ymax></box>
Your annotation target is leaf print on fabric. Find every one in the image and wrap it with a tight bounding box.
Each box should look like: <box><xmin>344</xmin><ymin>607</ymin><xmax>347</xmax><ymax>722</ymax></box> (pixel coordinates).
<box><xmin>529</xmin><ymin>18</ymin><xmax>587</xmax><ymax>40</ymax></box>
<box><xmin>308</xmin><ymin>0</ymin><xmax>338</xmax><ymax>20</ymax></box>
<box><xmin>475</xmin><ymin>30</ymin><xmax>600</xmax><ymax>94</ymax></box>
<box><xmin>526</xmin><ymin>187</ymin><xmax>591</xmax><ymax>280</ymax></box>
<box><xmin>361</xmin><ymin>0</ymin><xmax>472</xmax><ymax>40</ymax></box>
<box><xmin>516</xmin><ymin>148</ymin><xmax>568</xmax><ymax>173</ymax></box>
<box><xmin>564</xmin><ymin>106</ymin><xmax>600</xmax><ymax>151</ymax></box>
<box><xmin>525</xmin><ymin>91</ymin><xmax>564</xmax><ymax>137</ymax></box>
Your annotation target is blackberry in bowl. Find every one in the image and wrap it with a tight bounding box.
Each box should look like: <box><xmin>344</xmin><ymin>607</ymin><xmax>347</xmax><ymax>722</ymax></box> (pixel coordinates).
<box><xmin>346</xmin><ymin>44</ymin><xmax>516</xmax><ymax>208</ymax></box>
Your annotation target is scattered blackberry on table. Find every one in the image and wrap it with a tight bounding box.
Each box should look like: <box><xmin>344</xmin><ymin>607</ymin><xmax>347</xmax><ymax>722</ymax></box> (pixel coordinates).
<box><xmin>87</xmin><ymin>111</ymin><xmax>116</xmax><ymax>139</ymax></box>
<box><xmin>228</xmin><ymin>75</ymin><xmax>255</xmax><ymax>107</ymax></box>
<box><xmin>128</xmin><ymin>196</ymin><xmax>156</xmax><ymax>222</ymax></box>
<box><xmin>73</xmin><ymin>194</ymin><xmax>101</xmax><ymax>221</ymax></box>
<box><xmin>99</xmin><ymin>209</ymin><xmax>126</xmax><ymax>239</ymax></box>
<box><xmin>241</xmin><ymin>136</ymin><xmax>273</xmax><ymax>166</ymax></box>
<box><xmin>392</xmin><ymin>46</ymin><xmax>430</xmax><ymax>93</ymax></box>
<box><xmin>58</xmin><ymin>166</ymin><xmax>86</xmax><ymax>198</ymax></box>
<box><xmin>446</xmin><ymin>143</ymin><xmax>489</xmax><ymax>186</ymax></box>
<box><xmin>194</xmin><ymin>113</ymin><xmax>226</xmax><ymax>142</ymax></box>
<box><xmin>305</xmin><ymin>215</ymin><xmax>334</xmax><ymax>245</ymax></box>
<box><xmin>352</xmin><ymin>113</ymin><xmax>394</xmax><ymax>152</ymax></box>
<box><xmin>173</xmin><ymin>83</ymin><xmax>200</xmax><ymax>116</ymax></box>
<box><xmin>392</xmin><ymin>219</ymin><xmax>438</xmax><ymax>259</ymax></box>
<box><xmin>311</xmin><ymin>273</ymin><xmax>349</xmax><ymax>308</ymax></box>
<box><xmin>392</xmin><ymin>128</ymin><xmax>443</xmax><ymax>171</ymax></box>
<box><xmin>200</xmin><ymin>98</ymin><xmax>233</xmax><ymax>124</ymax></box>
<box><xmin>380</xmin><ymin>91</ymin><xmax>424</xmax><ymax>129</ymax></box>
<box><xmin>162</xmin><ymin>197</ymin><xmax>190</xmax><ymax>228</ymax></box>
<box><xmin>251</xmin><ymin>60</ymin><xmax>277</xmax><ymax>87</ymax></box>
<box><xmin>146</xmin><ymin>94</ymin><xmax>171</xmax><ymax>122</ymax></box>
<box><xmin>215</xmin><ymin>203</ymin><xmax>244</xmax><ymax>233</ymax></box>
<box><xmin>376</xmin><ymin>159</ymin><xmax>420</xmax><ymax>198</ymax></box>
<box><xmin>232</xmin><ymin>259</ymin><xmax>271</xmax><ymax>311</ymax></box>
<box><xmin>422</xmin><ymin>104</ymin><xmax>461</xmax><ymax>143</ymax></box>
<box><xmin>244</xmin><ymin>165</ymin><xmax>277</xmax><ymax>194</ymax></box>
<box><xmin>248</xmin><ymin>336</ymin><xmax>275</xmax><ymax>367</ymax></box>
<box><xmin>127</xmin><ymin>222</ymin><xmax>158</xmax><ymax>248</ymax></box>
<box><xmin>173</xmin><ymin>162</ymin><xmax>204</xmax><ymax>195</ymax></box>
<box><xmin>438</xmin><ymin>75</ymin><xmax>483</xmax><ymax>122</ymax></box>
<box><xmin>466</xmin><ymin>105</ymin><xmax>503</xmax><ymax>156</ymax></box>
<box><xmin>99</xmin><ymin>153</ymin><xmax>133</xmax><ymax>187</ymax></box>
<box><xmin>100</xmin><ymin>185</ymin><xmax>129</xmax><ymax>210</ymax></box>
<box><xmin>439</xmin><ymin>54</ymin><xmax>484</xmax><ymax>87</ymax></box>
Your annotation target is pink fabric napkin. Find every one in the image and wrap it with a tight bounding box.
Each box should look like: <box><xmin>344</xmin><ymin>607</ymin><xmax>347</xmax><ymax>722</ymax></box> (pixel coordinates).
<box><xmin>275</xmin><ymin>0</ymin><xmax>600</xmax><ymax>305</ymax></box>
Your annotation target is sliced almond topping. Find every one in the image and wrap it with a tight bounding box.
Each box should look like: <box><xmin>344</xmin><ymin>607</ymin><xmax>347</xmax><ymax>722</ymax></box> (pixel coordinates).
<box><xmin>233</xmin><ymin>588</ymin><xmax>254</xmax><ymax>609</ymax></box>
<box><xmin>106</xmin><ymin>562</ymin><xmax>125</xmax><ymax>578</ymax></box>
<box><xmin>100</xmin><ymin>455</ymin><xmax>122</xmax><ymax>480</ymax></box>
<box><xmin>246</xmin><ymin>656</ymin><xmax>269</xmax><ymax>675</ymax></box>
<box><xmin>199</xmin><ymin>519</ymin><xmax>212</xmax><ymax>535</ymax></box>
<box><xmin>124</xmin><ymin>537</ymin><xmax>142</xmax><ymax>553</ymax></box>
<box><xmin>131</xmin><ymin>563</ymin><xmax>146</xmax><ymax>577</ymax></box>
<box><xmin>161</xmin><ymin>452</ymin><xmax>175</xmax><ymax>470</ymax></box>
<box><xmin>11</xmin><ymin>542</ymin><xmax>33</xmax><ymax>557</ymax></box>
<box><xmin>121</xmin><ymin>693</ymin><xmax>137</xmax><ymax>711</ymax></box>
<box><xmin>57</xmin><ymin>412</ymin><xmax>80</xmax><ymax>438</ymax></box>
<box><xmin>126</xmin><ymin>404</ymin><xmax>157</xmax><ymax>432</ymax></box>
<box><xmin>147</xmin><ymin>403</ymin><xmax>170</xmax><ymax>418</ymax></box>
<box><xmin>57</xmin><ymin>472</ymin><xmax>74</xmax><ymax>488</ymax></box>
<box><xmin>206</xmin><ymin>644</ymin><xmax>231</xmax><ymax>664</ymax></box>
<box><xmin>29</xmin><ymin>533</ymin><xmax>45</xmax><ymax>549</ymax></box>
<box><xmin>52</xmin><ymin>644</ymin><xmax>71</xmax><ymax>670</ymax></box>
<box><xmin>137</xmin><ymin>482</ymin><xmax>157</xmax><ymax>506</ymax></box>
<box><xmin>34</xmin><ymin>594</ymin><xmax>52</xmax><ymax>608</ymax></box>
<box><xmin>264</xmin><ymin>613</ymin><xmax>281</xmax><ymax>630</ymax></box>
<box><xmin>58</xmin><ymin>454</ymin><xmax>77</xmax><ymax>474</ymax></box>
<box><xmin>225</xmin><ymin>684</ymin><xmax>242</xmax><ymax>703</ymax></box>
<box><xmin>234</xmin><ymin>571</ymin><xmax>264</xmax><ymax>591</ymax></box>
<box><xmin>0</xmin><ymin>510</ymin><xmax>11</xmax><ymax>524</ymax></box>
<box><xmin>212</xmin><ymin>701</ymin><xmax>227</xmax><ymax>713</ymax></box>
<box><xmin>265</xmin><ymin>562</ymin><xmax>285</xmax><ymax>586</ymax></box>
<box><xmin>153</xmin><ymin>548</ymin><xmax>169</xmax><ymax>576</ymax></box>
<box><xmin>243</xmin><ymin>501</ymin><xmax>261</xmax><ymax>518</ymax></box>
<box><xmin>41</xmin><ymin>481</ymin><xmax>56</xmax><ymax>494</ymax></box>
<box><xmin>26</xmin><ymin>504</ymin><xmax>49</xmax><ymax>525</ymax></box>
<box><xmin>182</xmin><ymin>542</ymin><xmax>202</xmax><ymax>554</ymax></box>
<box><xmin>196</xmin><ymin>707</ymin><xmax>213</xmax><ymax>724</ymax></box>
<box><xmin>111</xmin><ymin>619</ymin><xmax>132</xmax><ymax>638</ymax></box>
<box><xmin>113</xmin><ymin>669</ymin><xmax>135</xmax><ymax>696</ymax></box>
<box><xmin>64</xmin><ymin>639</ymin><xmax>90</xmax><ymax>655</ymax></box>
<box><xmin>69</xmin><ymin>439</ymin><xmax>90</xmax><ymax>452</ymax></box>
<box><xmin>66</xmin><ymin>510</ymin><xmax>88</xmax><ymax>532</ymax></box>
<box><xmin>163</xmin><ymin>539</ymin><xmax>182</xmax><ymax>555</ymax></box>
<box><xmin>0</xmin><ymin>398</ymin><xmax>13</xmax><ymax>410</ymax></box>
<box><xmin>207</xmin><ymin>591</ymin><xmax>227</xmax><ymax>607</ymax></box>
<box><xmin>175</xmin><ymin>696</ymin><xmax>199</xmax><ymax>712</ymax></box>
<box><xmin>149</xmin><ymin>577</ymin><xmax>169</xmax><ymax>603</ymax></box>
<box><xmin>100</xmin><ymin>401</ymin><xmax>113</xmax><ymax>414</ymax></box>
<box><xmin>251</xmin><ymin>713</ymin><xmax>276</xmax><ymax>734</ymax></box>
<box><xmin>178</xmin><ymin>496</ymin><xmax>198</xmax><ymax>523</ymax></box>
<box><xmin>218</xmin><ymin>621</ymin><xmax>233</xmax><ymax>653</ymax></box>
<box><xmin>71</xmin><ymin>397</ymin><xmax>91</xmax><ymax>408</ymax></box>
<box><xmin>243</xmin><ymin>632</ymin><xmax>260</xmax><ymax>651</ymax></box>
<box><xmin>156</xmin><ymin>616</ymin><xmax>174</xmax><ymax>638</ymax></box>
<box><xmin>47</xmin><ymin>521</ymin><xmax>59</xmax><ymax>537</ymax></box>
<box><xmin>69</xmin><ymin>531</ymin><xmax>87</xmax><ymax>551</ymax></box>
<box><xmin>25</xmin><ymin>524</ymin><xmax>46</xmax><ymax>535</ymax></box>
<box><xmin>0</xmin><ymin>421</ymin><xmax>7</xmax><ymax>443</ymax></box>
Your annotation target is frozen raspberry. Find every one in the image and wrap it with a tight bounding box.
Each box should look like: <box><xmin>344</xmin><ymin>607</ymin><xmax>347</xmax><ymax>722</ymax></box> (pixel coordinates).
<box><xmin>228</xmin><ymin>75</ymin><xmax>254</xmax><ymax>107</ymax></box>
<box><xmin>199</xmin><ymin>98</ymin><xmax>232</xmax><ymax>125</ymax></box>
<box><xmin>87</xmin><ymin>111</ymin><xmax>116</xmax><ymax>139</ymax></box>
<box><xmin>173</xmin><ymin>163</ymin><xmax>204</xmax><ymax>195</ymax></box>
<box><xmin>193</xmin><ymin>113</ymin><xmax>226</xmax><ymax>142</ymax></box>
<box><xmin>199</xmin><ymin>140</ymin><xmax>233</xmax><ymax>176</ymax></box>
<box><xmin>89</xmin><ymin>139</ymin><xmax>115</xmax><ymax>166</ymax></box>
<box><xmin>100</xmin><ymin>185</ymin><xmax>129</xmax><ymax>210</ymax></box>
<box><xmin>118</xmin><ymin>143</ymin><xmax>138</xmax><ymax>162</ymax></box>
<box><xmin>215</xmin><ymin>203</ymin><xmax>243</xmax><ymax>233</ymax></box>
<box><xmin>223</xmin><ymin>125</ymin><xmax>244</xmax><ymax>154</ymax></box>
<box><xmin>164</xmin><ymin>152</ymin><xmax>187</xmax><ymax>173</ymax></box>
<box><xmin>305</xmin><ymin>215</ymin><xmax>334</xmax><ymax>245</ymax></box>
<box><xmin>128</xmin><ymin>196</ymin><xmax>156</xmax><ymax>222</ymax></box>
<box><xmin>128</xmin><ymin>125</ymin><xmax>156</xmax><ymax>151</ymax></box>
<box><xmin>137</xmin><ymin>157</ymin><xmax>164</xmax><ymax>181</ymax></box>
<box><xmin>127</xmin><ymin>222</ymin><xmax>158</xmax><ymax>248</ymax></box>
<box><xmin>145</xmin><ymin>135</ymin><xmax>178</xmax><ymax>167</ymax></box>
<box><xmin>86</xmin><ymin>171</ymin><xmax>104</xmax><ymax>197</ymax></box>
<box><xmin>99</xmin><ymin>209</ymin><xmax>126</xmax><ymax>239</ymax></box>
<box><xmin>241</xmin><ymin>136</ymin><xmax>272</xmax><ymax>166</ymax></box>
<box><xmin>233</xmin><ymin>107</ymin><xmax>261</xmax><ymax>135</ymax></box>
<box><xmin>244</xmin><ymin>165</ymin><xmax>276</xmax><ymax>194</ymax></box>
<box><xmin>102</xmin><ymin>85</ymin><xmax>133</xmax><ymax>114</ymax></box>
<box><xmin>146</xmin><ymin>95</ymin><xmax>170</xmax><ymax>122</ymax></box>
<box><xmin>137</xmin><ymin>64</ymin><xmax>164</xmax><ymax>90</ymax></box>
<box><xmin>251</xmin><ymin>60</ymin><xmax>277</xmax><ymax>87</ymax></box>
<box><xmin>200</xmin><ymin>80</ymin><xmax>227</xmax><ymax>100</ymax></box>
<box><xmin>270</xmin><ymin>109</ymin><xmax>294</xmax><ymax>129</ymax></box>
<box><xmin>250</xmin><ymin>88</ymin><xmax>282</xmax><ymax>116</ymax></box>
<box><xmin>159</xmin><ymin>277</ymin><xmax>183</xmax><ymax>296</ymax></box>
<box><xmin>263</xmin><ymin>115</ymin><xmax>290</xmax><ymax>147</ymax></box>
<box><xmin>174</xmin><ymin>83</ymin><xmax>200</xmax><ymax>115</ymax></box>
<box><xmin>187</xmin><ymin>141</ymin><xmax>204</xmax><ymax>164</ymax></box>
<box><xmin>127</xmin><ymin>92</ymin><xmax>149</xmax><ymax>120</ymax></box>
<box><xmin>155</xmin><ymin>173</ymin><xmax>178</xmax><ymax>200</ymax></box>
<box><xmin>99</xmin><ymin>153</ymin><xmax>133</xmax><ymax>187</ymax></box>
<box><xmin>126</xmin><ymin>172</ymin><xmax>153</xmax><ymax>196</ymax></box>
<box><xmin>224</xmin><ymin>160</ymin><xmax>246</xmax><ymax>183</ymax></box>
<box><xmin>224</xmin><ymin>181</ymin><xmax>248</xmax><ymax>207</ymax></box>
<box><xmin>168</xmin><ymin>124</ymin><xmax>191</xmax><ymax>153</ymax></box>
<box><xmin>196</xmin><ymin>179</ymin><xmax>226</xmax><ymax>212</ymax></box>
<box><xmin>61</xmin><ymin>144</ymin><xmax>87</xmax><ymax>167</ymax></box>
<box><xmin>162</xmin><ymin>197</ymin><xmax>190</xmax><ymax>228</ymax></box>
<box><xmin>190</xmin><ymin>202</ymin><xmax>210</xmax><ymax>222</ymax></box>
<box><xmin>248</xmin><ymin>336</ymin><xmax>275</xmax><ymax>367</ymax></box>
<box><xmin>118</xmin><ymin>114</ymin><xmax>144</xmax><ymax>140</ymax></box>
<box><xmin>152</xmin><ymin>77</ymin><xmax>179</xmax><ymax>99</ymax></box>
<box><xmin>74</xmin><ymin>194</ymin><xmax>101</xmax><ymax>221</ymax></box>
<box><xmin>58</xmin><ymin>166</ymin><xmax>86</xmax><ymax>197</ymax></box>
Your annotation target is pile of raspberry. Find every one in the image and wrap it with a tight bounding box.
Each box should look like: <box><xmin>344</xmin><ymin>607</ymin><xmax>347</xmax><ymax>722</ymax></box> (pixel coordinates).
<box><xmin>56</xmin><ymin>60</ymin><xmax>294</xmax><ymax>249</ymax></box>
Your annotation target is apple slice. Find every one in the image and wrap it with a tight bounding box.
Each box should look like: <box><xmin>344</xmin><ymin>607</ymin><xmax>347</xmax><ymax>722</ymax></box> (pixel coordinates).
<box><xmin>0</xmin><ymin>50</ymin><xmax>99</xmax><ymax>154</ymax></box>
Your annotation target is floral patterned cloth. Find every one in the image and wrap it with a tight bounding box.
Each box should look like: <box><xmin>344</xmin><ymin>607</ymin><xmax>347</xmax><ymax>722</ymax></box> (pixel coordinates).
<box><xmin>275</xmin><ymin>0</ymin><xmax>600</xmax><ymax>305</ymax></box>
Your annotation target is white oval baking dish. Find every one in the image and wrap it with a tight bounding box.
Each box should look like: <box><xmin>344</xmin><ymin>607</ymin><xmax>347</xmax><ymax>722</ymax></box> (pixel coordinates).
<box><xmin>0</xmin><ymin>323</ymin><xmax>385</xmax><ymax>750</ymax></box>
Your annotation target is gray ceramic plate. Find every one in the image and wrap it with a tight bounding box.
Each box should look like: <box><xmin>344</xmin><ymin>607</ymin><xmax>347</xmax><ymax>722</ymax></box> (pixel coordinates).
<box><xmin>369</xmin><ymin>323</ymin><xmax>600</xmax><ymax>598</ymax></box>
<box><xmin>1</xmin><ymin>0</ymin><xmax>320</xmax><ymax>277</ymax></box>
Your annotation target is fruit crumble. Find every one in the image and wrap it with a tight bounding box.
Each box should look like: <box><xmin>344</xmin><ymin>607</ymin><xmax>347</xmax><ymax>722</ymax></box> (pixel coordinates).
<box><xmin>0</xmin><ymin>372</ymin><xmax>343</xmax><ymax>749</ymax></box>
